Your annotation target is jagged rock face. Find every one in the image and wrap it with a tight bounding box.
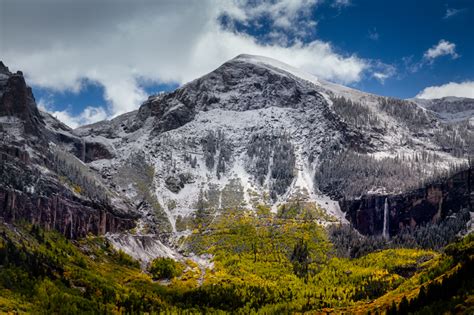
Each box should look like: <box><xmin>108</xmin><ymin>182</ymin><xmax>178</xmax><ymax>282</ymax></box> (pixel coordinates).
<box><xmin>84</xmin><ymin>141</ymin><xmax>114</xmax><ymax>162</ymax></box>
<box><xmin>340</xmin><ymin>168</ymin><xmax>473</xmax><ymax>236</ymax></box>
<box><xmin>139</xmin><ymin>56</ymin><xmax>350</xmax><ymax>137</ymax></box>
<box><xmin>0</xmin><ymin>189</ymin><xmax>134</xmax><ymax>239</ymax></box>
<box><xmin>0</xmin><ymin>64</ymin><xmax>44</xmax><ymax>136</ymax></box>
<box><xmin>0</xmin><ymin>142</ymin><xmax>136</xmax><ymax>238</ymax></box>
<box><xmin>0</xmin><ymin>63</ymin><xmax>137</xmax><ymax>239</ymax></box>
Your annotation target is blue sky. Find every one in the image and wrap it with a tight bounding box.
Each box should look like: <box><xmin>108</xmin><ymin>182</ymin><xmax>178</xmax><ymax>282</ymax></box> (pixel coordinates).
<box><xmin>1</xmin><ymin>0</ymin><xmax>472</xmax><ymax>127</ymax></box>
<box><xmin>35</xmin><ymin>80</ymin><xmax>178</xmax><ymax>117</ymax></box>
<box><xmin>312</xmin><ymin>0</ymin><xmax>473</xmax><ymax>98</ymax></box>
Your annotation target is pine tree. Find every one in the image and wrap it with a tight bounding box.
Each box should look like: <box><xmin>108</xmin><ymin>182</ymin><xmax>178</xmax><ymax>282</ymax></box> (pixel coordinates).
<box><xmin>387</xmin><ymin>301</ymin><xmax>397</xmax><ymax>315</ymax></box>
<box><xmin>291</xmin><ymin>238</ymin><xmax>310</xmax><ymax>279</ymax></box>
<box><xmin>398</xmin><ymin>296</ymin><xmax>409</xmax><ymax>315</ymax></box>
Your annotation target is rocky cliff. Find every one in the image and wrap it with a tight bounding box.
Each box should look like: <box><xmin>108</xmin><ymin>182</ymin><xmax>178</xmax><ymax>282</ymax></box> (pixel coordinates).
<box><xmin>0</xmin><ymin>189</ymin><xmax>134</xmax><ymax>238</ymax></box>
<box><xmin>340</xmin><ymin>167</ymin><xmax>473</xmax><ymax>236</ymax></box>
<box><xmin>0</xmin><ymin>63</ymin><xmax>136</xmax><ymax>238</ymax></box>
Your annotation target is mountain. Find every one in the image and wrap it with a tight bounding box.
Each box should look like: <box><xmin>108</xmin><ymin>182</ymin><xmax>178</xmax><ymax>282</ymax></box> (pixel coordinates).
<box><xmin>2</xmin><ymin>55</ymin><xmax>473</xmax><ymax>247</ymax></box>
<box><xmin>413</xmin><ymin>96</ymin><xmax>474</xmax><ymax>123</ymax></box>
<box><xmin>0</xmin><ymin>56</ymin><xmax>473</xmax><ymax>314</ymax></box>
<box><xmin>73</xmin><ymin>55</ymin><xmax>472</xmax><ymax>239</ymax></box>
<box><xmin>0</xmin><ymin>62</ymin><xmax>135</xmax><ymax>238</ymax></box>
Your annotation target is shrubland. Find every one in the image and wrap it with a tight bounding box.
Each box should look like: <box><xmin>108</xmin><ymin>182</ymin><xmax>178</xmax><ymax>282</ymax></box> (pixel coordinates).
<box><xmin>0</xmin><ymin>205</ymin><xmax>472</xmax><ymax>314</ymax></box>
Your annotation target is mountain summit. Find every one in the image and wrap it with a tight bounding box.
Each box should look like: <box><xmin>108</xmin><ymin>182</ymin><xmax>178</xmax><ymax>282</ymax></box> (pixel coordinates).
<box><xmin>69</xmin><ymin>55</ymin><xmax>472</xmax><ymax>241</ymax></box>
<box><xmin>0</xmin><ymin>55</ymin><xmax>472</xmax><ymax>258</ymax></box>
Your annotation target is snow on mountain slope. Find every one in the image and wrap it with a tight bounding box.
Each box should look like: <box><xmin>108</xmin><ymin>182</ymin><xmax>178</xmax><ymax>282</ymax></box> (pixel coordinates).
<box><xmin>235</xmin><ymin>55</ymin><xmax>380</xmax><ymax>108</ymax></box>
<box><xmin>412</xmin><ymin>96</ymin><xmax>474</xmax><ymax>124</ymax></box>
<box><xmin>70</xmin><ymin>54</ymin><xmax>471</xmax><ymax>245</ymax></box>
<box><xmin>2</xmin><ymin>55</ymin><xmax>472</xmax><ymax>264</ymax></box>
<box><xmin>234</xmin><ymin>54</ymin><xmax>322</xmax><ymax>87</ymax></box>
<box><xmin>0</xmin><ymin>62</ymin><xmax>136</xmax><ymax>239</ymax></box>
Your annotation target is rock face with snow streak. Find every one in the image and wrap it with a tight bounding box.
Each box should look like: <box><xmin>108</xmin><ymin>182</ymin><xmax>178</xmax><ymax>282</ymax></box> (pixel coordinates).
<box><xmin>340</xmin><ymin>167</ymin><xmax>473</xmax><ymax>236</ymax></box>
<box><xmin>0</xmin><ymin>62</ymin><xmax>44</xmax><ymax>135</ymax></box>
<box><xmin>1</xmin><ymin>55</ymin><xmax>473</xmax><ymax>244</ymax></box>
<box><xmin>69</xmin><ymin>54</ymin><xmax>472</xmax><ymax>237</ymax></box>
<box><xmin>0</xmin><ymin>62</ymin><xmax>136</xmax><ymax>238</ymax></box>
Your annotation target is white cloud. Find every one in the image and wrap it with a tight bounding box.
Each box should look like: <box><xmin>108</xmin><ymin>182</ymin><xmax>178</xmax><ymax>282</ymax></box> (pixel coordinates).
<box><xmin>373</xmin><ymin>72</ymin><xmax>389</xmax><ymax>82</ymax></box>
<box><xmin>403</xmin><ymin>39</ymin><xmax>459</xmax><ymax>74</ymax></box>
<box><xmin>2</xmin><ymin>0</ymin><xmax>372</xmax><ymax>126</ymax></box>
<box><xmin>443</xmin><ymin>8</ymin><xmax>462</xmax><ymax>19</ymax></box>
<box><xmin>332</xmin><ymin>0</ymin><xmax>351</xmax><ymax>8</ymax></box>
<box><xmin>38</xmin><ymin>98</ymin><xmax>108</xmax><ymax>128</ymax></box>
<box><xmin>416</xmin><ymin>81</ymin><xmax>474</xmax><ymax>99</ymax></box>
<box><xmin>370</xmin><ymin>61</ymin><xmax>396</xmax><ymax>83</ymax></box>
<box><xmin>224</xmin><ymin>0</ymin><xmax>318</xmax><ymax>31</ymax></box>
<box><xmin>424</xmin><ymin>39</ymin><xmax>459</xmax><ymax>61</ymax></box>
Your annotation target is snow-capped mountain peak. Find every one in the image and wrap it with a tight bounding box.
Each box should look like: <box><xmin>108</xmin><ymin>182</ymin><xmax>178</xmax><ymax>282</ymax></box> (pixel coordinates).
<box><xmin>1</xmin><ymin>56</ymin><xmax>472</xmax><ymax>261</ymax></box>
<box><xmin>64</xmin><ymin>55</ymin><xmax>471</xmax><ymax>239</ymax></box>
<box><xmin>231</xmin><ymin>54</ymin><xmax>321</xmax><ymax>86</ymax></box>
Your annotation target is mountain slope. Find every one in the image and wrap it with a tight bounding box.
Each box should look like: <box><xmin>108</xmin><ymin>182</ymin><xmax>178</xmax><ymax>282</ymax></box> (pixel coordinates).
<box><xmin>0</xmin><ymin>62</ymin><xmax>136</xmax><ymax>238</ymax></box>
<box><xmin>413</xmin><ymin>96</ymin><xmax>474</xmax><ymax>123</ymax></box>
<box><xmin>1</xmin><ymin>55</ymin><xmax>472</xmax><ymax>251</ymax></box>
<box><xmin>70</xmin><ymin>55</ymin><xmax>471</xmax><ymax>241</ymax></box>
<box><xmin>0</xmin><ymin>56</ymin><xmax>473</xmax><ymax>313</ymax></box>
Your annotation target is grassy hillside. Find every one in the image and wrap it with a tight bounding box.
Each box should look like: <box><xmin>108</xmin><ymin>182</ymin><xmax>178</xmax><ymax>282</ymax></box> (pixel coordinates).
<box><xmin>0</xmin><ymin>210</ymin><xmax>472</xmax><ymax>314</ymax></box>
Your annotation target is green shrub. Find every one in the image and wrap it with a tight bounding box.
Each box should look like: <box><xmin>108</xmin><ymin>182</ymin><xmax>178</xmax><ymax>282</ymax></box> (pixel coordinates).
<box><xmin>114</xmin><ymin>249</ymin><xmax>140</xmax><ymax>268</ymax></box>
<box><xmin>148</xmin><ymin>258</ymin><xmax>183</xmax><ymax>280</ymax></box>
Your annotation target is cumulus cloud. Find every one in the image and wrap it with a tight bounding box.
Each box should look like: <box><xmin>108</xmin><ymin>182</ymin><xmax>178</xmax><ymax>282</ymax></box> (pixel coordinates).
<box><xmin>416</xmin><ymin>81</ymin><xmax>474</xmax><ymax>99</ymax></box>
<box><xmin>1</xmin><ymin>0</ymin><xmax>374</xmax><ymax>126</ymax></box>
<box><xmin>424</xmin><ymin>39</ymin><xmax>459</xmax><ymax>61</ymax></box>
<box><xmin>38</xmin><ymin>99</ymin><xmax>108</xmax><ymax>128</ymax></box>
<box><xmin>220</xmin><ymin>0</ymin><xmax>320</xmax><ymax>43</ymax></box>
<box><xmin>223</xmin><ymin>0</ymin><xmax>318</xmax><ymax>32</ymax></box>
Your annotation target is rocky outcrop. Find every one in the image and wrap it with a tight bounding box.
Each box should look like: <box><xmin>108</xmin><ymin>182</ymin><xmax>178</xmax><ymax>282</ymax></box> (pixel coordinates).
<box><xmin>0</xmin><ymin>142</ymin><xmax>135</xmax><ymax>238</ymax></box>
<box><xmin>340</xmin><ymin>167</ymin><xmax>473</xmax><ymax>236</ymax></box>
<box><xmin>165</xmin><ymin>173</ymin><xmax>193</xmax><ymax>193</ymax></box>
<box><xmin>0</xmin><ymin>143</ymin><xmax>30</xmax><ymax>163</ymax></box>
<box><xmin>0</xmin><ymin>188</ymin><xmax>134</xmax><ymax>239</ymax></box>
<box><xmin>0</xmin><ymin>64</ymin><xmax>44</xmax><ymax>136</ymax></box>
<box><xmin>84</xmin><ymin>141</ymin><xmax>114</xmax><ymax>162</ymax></box>
<box><xmin>0</xmin><ymin>61</ymin><xmax>137</xmax><ymax>238</ymax></box>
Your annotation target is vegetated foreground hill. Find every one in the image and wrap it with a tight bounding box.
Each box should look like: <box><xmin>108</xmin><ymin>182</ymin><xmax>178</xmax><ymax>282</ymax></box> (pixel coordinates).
<box><xmin>0</xmin><ymin>214</ymin><xmax>472</xmax><ymax>313</ymax></box>
<box><xmin>0</xmin><ymin>56</ymin><xmax>473</xmax><ymax>313</ymax></box>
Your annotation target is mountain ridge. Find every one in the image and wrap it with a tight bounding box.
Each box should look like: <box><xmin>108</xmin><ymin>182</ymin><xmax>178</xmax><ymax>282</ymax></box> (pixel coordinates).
<box><xmin>0</xmin><ymin>63</ymin><xmax>136</xmax><ymax>238</ymax></box>
<box><xmin>0</xmin><ymin>55</ymin><xmax>472</xmax><ymax>252</ymax></box>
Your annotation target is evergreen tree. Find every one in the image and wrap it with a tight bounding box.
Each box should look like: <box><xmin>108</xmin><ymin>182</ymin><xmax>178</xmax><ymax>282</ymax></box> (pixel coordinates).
<box><xmin>291</xmin><ymin>238</ymin><xmax>310</xmax><ymax>279</ymax></box>
<box><xmin>398</xmin><ymin>296</ymin><xmax>409</xmax><ymax>315</ymax></box>
<box><xmin>387</xmin><ymin>301</ymin><xmax>397</xmax><ymax>315</ymax></box>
